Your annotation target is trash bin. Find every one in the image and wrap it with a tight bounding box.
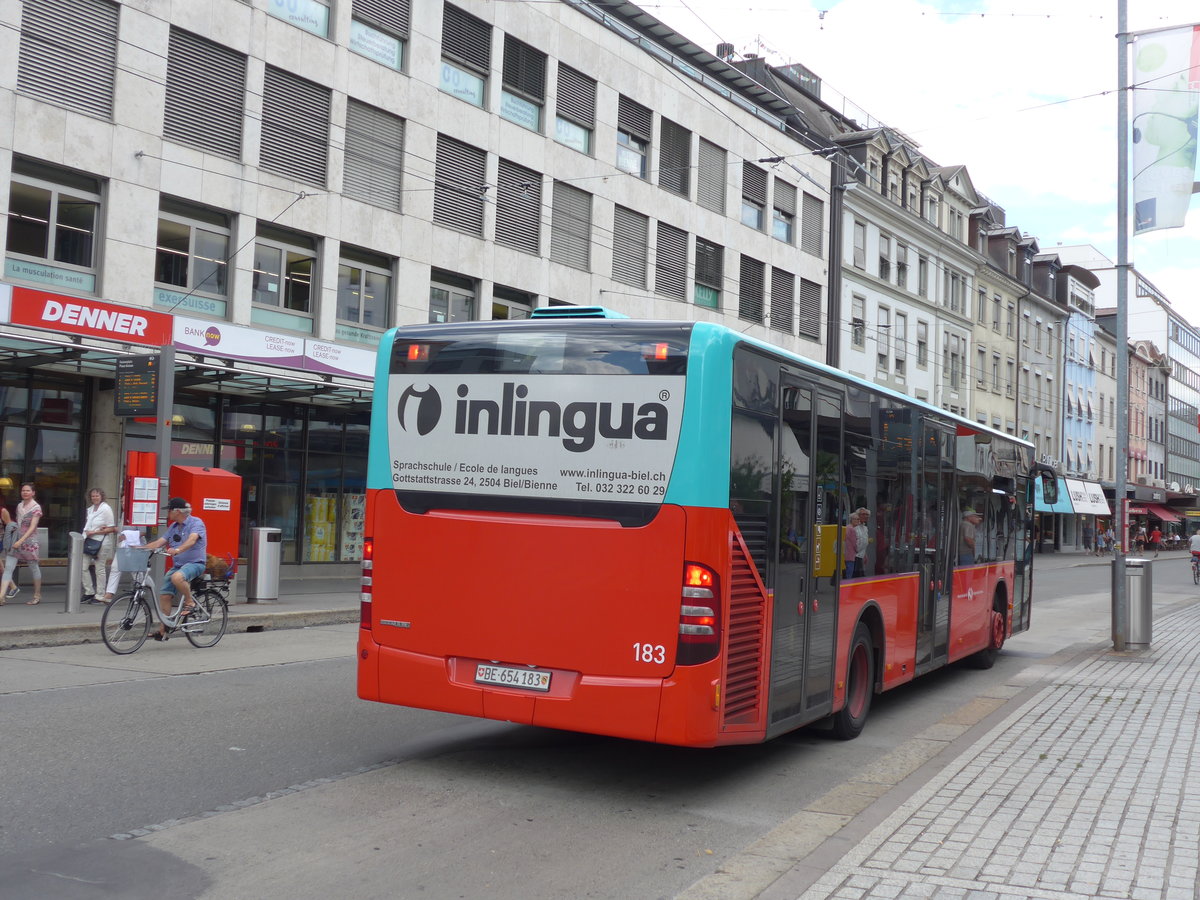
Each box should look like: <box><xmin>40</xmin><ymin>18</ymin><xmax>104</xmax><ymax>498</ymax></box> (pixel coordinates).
<box><xmin>1114</xmin><ymin>558</ymin><xmax>1152</xmax><ymax>649</ymax></box>
<box><xmin>247</xmin><ymin>527</ymin><xmax>282</xmax><ymax>602</ymax></box>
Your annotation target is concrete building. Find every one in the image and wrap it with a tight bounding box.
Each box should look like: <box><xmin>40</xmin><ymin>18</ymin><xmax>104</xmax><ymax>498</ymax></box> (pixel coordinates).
<box><xmin>0</xmin><ymin>0</ymin><xmax>833</xmax><ymax>560</ymax></box>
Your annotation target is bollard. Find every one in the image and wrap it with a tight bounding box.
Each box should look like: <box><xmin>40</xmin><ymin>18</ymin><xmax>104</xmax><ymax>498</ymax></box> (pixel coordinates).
<box><xmin>65</xmin><ymin>530</ymin><xmax>85</xmax><ymax>614</ymax></box>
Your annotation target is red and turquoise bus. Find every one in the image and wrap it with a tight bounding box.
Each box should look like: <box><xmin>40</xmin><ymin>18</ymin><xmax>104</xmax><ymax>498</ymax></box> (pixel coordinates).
<box><xmin>357</xmin><ymin>310</ymin><xmax>1055</xmax><ymax>747</ymax></box>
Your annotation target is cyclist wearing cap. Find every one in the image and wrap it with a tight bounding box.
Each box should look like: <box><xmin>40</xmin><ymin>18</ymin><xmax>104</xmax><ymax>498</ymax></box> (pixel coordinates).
<box><xmin>143</xmin><ymin>497</ymin><xmax>207</xmax><ymax>640</ymax></box>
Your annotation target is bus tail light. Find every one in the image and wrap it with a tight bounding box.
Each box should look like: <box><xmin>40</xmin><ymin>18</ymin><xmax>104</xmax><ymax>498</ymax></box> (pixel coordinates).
<box><xmin>677</xmin><ymin>563</ymin><xmax>720</xmax><ymax>665</ymax></box>
<box><xmin>360</xmin><ymin>537</ymin><xmax>374</xmax><ymax>630</ymax></box>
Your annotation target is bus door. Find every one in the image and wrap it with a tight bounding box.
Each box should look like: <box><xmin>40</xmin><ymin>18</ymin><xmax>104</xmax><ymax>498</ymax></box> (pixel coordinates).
<box><xmin>915</xmin><ymin>418</ymin><xmax>955</xmax><ymax>673</ymax></box>
<box><xmin>767</xmin><ymin>376</ymin><xmax>842</xmax><ymax>734</ymax></box>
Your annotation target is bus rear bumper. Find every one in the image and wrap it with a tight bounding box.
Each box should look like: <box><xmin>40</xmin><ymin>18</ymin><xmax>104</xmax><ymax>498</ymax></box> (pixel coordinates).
<box><xmin>370</xmin><ymin>645</ymin><xmax>675</xmax><ymax>743</ymax></box>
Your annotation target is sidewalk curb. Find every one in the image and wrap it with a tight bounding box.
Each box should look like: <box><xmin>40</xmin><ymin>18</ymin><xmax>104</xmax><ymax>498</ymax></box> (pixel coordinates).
<box><xmin>0</xmin><ymin>608</ymin><xmax>358</xmax><ymax>651</ymax></box>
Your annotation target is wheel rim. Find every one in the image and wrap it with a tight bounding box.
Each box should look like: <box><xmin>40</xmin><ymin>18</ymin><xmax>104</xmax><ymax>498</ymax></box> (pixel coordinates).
<box><xmin>990</xmin><ymin>610</ymin><xmax>1005</xmax><ymax>650</ymax></box>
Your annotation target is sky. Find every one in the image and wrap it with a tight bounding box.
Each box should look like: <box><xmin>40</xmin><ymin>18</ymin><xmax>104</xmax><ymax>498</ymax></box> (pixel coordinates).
<box><xmin>645</xmin><ymin>0</ymin><xmax>1200</xmax><ymax>324</ymax></box>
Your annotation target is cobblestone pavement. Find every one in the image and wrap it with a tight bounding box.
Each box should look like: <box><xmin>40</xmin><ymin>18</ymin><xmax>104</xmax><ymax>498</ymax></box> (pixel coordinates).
<box><xmin>798</xmin><ymin>603</ymin><xmax>1200</xmax><ymax>900</ymax></box>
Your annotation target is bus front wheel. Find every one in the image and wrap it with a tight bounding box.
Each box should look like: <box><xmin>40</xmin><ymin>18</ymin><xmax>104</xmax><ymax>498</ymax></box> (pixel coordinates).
<box><xmin>832</xmin><ymin>623</ymin><xmax>875</xmax><ymax>740</ymax></box>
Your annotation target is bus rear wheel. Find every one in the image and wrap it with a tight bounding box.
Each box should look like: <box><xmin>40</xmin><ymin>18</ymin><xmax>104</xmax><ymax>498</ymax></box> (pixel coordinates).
<box><xmin>832</xmin><ymin>622</ymin><xmax>874</xmax><ymax>740</ymax></box>
<box><xmin>967</xmin><ymin>602</ymin><xmax>1006</xmax><ymax>670</ymax></box>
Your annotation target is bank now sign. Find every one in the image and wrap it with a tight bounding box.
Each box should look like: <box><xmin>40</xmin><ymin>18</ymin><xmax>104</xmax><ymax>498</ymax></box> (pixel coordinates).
<box><xmin>8</xmin><ymin>287</ymin><xmax>173</xmax><ymax>346</ymax></box>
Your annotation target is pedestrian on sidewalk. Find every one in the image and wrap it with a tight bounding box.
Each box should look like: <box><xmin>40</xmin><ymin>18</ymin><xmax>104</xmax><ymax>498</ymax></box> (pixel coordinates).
<box><xmin>1</xmin><ymin>482</ymin><xmax>43</xmax><ymax>604</ymax></box>
<box><xmin>1082</xmin><ymin>521</ymin><xmax>1093</xmax><ymax>554</ymax></box>
<box><xmin>82</xmin><ymin>488</ymin><xmax>118</xmax><ymax>604</ymax></box>
<box><xmin>0</xmin><ymin>491</ymin><xmax>12</xmax><ymax>606</ymax></box>
<box><xmin>1150</xmin><ymin>526</ymin><xmax>1162</xmax><ymax>557</ymax></box>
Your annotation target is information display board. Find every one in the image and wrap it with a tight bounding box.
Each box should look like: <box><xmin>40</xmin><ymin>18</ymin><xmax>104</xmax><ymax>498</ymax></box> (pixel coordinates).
<box><xmin>114</xmin><ymin>356</ymin><xmax>159</xmax><ymax>417</ymax></box>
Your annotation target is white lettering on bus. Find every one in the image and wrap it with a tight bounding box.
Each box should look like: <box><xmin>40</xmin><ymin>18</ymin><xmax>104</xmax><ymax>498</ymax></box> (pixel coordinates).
<box><xmin>42</xmin><ymin>300</ymin><xmax>149</xmax><ymax>336</ymax></box>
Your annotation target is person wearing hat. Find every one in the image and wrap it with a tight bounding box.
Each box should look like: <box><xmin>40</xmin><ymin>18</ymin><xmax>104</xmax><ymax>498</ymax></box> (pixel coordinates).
<box><xmin>958</xmin><ymin>507</ymin><xmax>982</xmax><ymax>565</ymax></box>
<box><xmin>142</xmin><ymin>497</ymin><xmax>207</xmax><ymax>640</ymax></box>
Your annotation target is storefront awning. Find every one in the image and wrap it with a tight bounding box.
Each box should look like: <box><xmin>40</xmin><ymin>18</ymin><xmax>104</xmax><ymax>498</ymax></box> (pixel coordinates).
<box><xmin>1064</xmin><ymin>478</ymin><xmax>1111</xmax><ymax>515</ymax></box>
<box><xmin>1035</xmin><ymin>477</ymin><xmax>1076</xmax><ymax>513</ymax></box>
<box><xmin>1144</xmin><ymin>503</ymin><xmax>1181</xmax><ymax>524</ymax></box>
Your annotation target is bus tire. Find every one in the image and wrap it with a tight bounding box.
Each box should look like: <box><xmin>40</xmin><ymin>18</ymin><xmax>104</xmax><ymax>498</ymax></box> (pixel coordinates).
<box><xmin>832</xmin><ymin>622</ymin><xmax>874</xmax><ymax>740</ymax></box>
<box><xmin>967</xmin><ymin>602</ymin><xmax>1006</xmax><ymax>670</ymax></box>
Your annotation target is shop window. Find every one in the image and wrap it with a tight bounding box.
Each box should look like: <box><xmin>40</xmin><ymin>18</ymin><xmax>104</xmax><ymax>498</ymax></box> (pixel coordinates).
<box><xmin>617</xmin><ymin>96</ymin><xmax>652</xmax><ymax>179</ymax></box>
<box><xmin>266</xmin><ymin>0</ymin><xmax>329</xmax><ymax>37</ymax></box>
<box><xmin>18</xmin><ymin>0</ymin><xmax>118</xmax><ymax>119</ymax></box>
<box><xmin>501</xmin><ymin>35</ymin><xmax>545</xmax><ymax>131</ymax></box>
<box><xmin>5</xmin><ymin>159</ymin><xmax>102</xmax><ymax>294</ymax></box>
<box><xmin>429</xmin><ymin>270</ymin><xmax>476</xmax><ymax>323</ymax></box>
<box><xmin>440</xmin><ymin>4</ymin><xmax>490</xmax><ymax>107</ymax></box>
<box><xmin>351</xmin><ymin>0</ymin><xmax>409</xmax><ymax>70</ymax></box>
<box><xmin>337</xmin><ymin>245</ymin><xmax>392</xmax><ymax>342</ymax></box>
<box><xmin>694</xmin><ymin>237</ymin><xmax>723</xmax><ymax>310</ymax></box>
<box><xmin>492</xmin><ymin>285</ymin><xmax>534</xmax><ymax>320</ymax></box>
<box><xmin>260</xmin><ymin>66</ymin><xmax>331</xmax><ymax>186</ymax></box>
<box><xmin>252</xmin><ymin>224</ymin><xmax>317</xmax><ymax>334</ymax></box>
<box><xmin>164</xmin><ymin>28</ymin><xmax>246</xmax><ymax>159</ymax></box>
<box><xmin>154</xmin><ymin>198</ymin><xmax>231</xmax><ymax>318</ymax></box>
<box><xmin>555</xmin><ymin>64</ymin><xmax>596</xmax><ymax>154</ymax></box>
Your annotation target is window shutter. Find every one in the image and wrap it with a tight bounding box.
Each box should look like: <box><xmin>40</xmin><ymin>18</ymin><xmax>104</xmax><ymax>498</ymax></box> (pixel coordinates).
<box><xmin>612</xmin><ymin>206</ymin><xmax>648</xmax><ymax>288</ymax></box>
<box><xmin>556</xmin><ymin>65</ymin><xmax>596</xmax><ymax>127</ymax></box>
<box><xmin>503</xmin><ymin>36</ymin><xmax>545</xmax><ymax>100</ymax></box>
<box><xmin>696</xmin><ymin>140</ymin><xmax>726</xmax><ymax>214</ymax></box>
<box><xmin>617</xmin><ymin>96</ymin><xmax>651</xmax><ymax>140</ymax></box>
<box><xmin>354</xmin><ymin>0</ymin><xmax>410</xmax><ymax>37</ymax></box>
<box><xmin>495</xmin><ymin>158</ymin><xmax>541</xmax><ymax>255</ymax></box>
<box><xmin>739</xmin><ymin>255</ymin><xmax>764</xmax><ymax>324</ymax></box>
<box><xmin>551</xmin><ymin>182</ymin><xmax>591</xmax><ymax>270</ymax></box>
<box><xmin>344</xmin><ymin>99</ymin><xmax>405</xmax><ymax>211</ymax></box>
<box><xmin>802</xmin><ymin>193</ymin><xmax>824</xmax><ymax>255</ymax></box>
<box><xmin>797</xmin><ymin>278</ymin><xmax>822</xmax><ymax>338</ymax></box>
<box><xmin>433</xmin><ymin>134</ymin><xmax>487</xmax><ymax>236</ymax></box>
<box><xmin>655</xmin><ymin>222</ymin><xmax>687</xmax><ymax>302</ymax></box>
<box><xmin>260</xmin><ymin>67</ymin><xmax>330</xmax><ymax>186</ymax></box>
<box><xmin>164</xmin><ymin>29</ymin><xmax>246</xmax><ymax>159</ymax></box>
<box><xmin>18</xmin><ymin>0</ymin><xmax>119</xmax><ymax>118</ymax></box>
<box><xmin>770</xmin><ymin>268</ymin><xmax>794</xmax><ymax>334</ymax></box>
<box><xmin>659</xmin><ymin>119</ymin><xmax>691</xmax><ymax>197</ymax></box>
<box><xmin>774</xmin><ymin>179</ymin><xmax>796</xmax><ymax>216</ymax></box>
<box><xmin>694</xmin><ymin>238</ymin><xmax>723</xmax><ymax>289</ymax></box>
<box><xmin>442</xmin><ymin>4</ymin><xmax>491</xmax><ymax>71</ymax></box>
<box><xmin>742</xmin><ymin>163</ymin><xmax>767</xmax><ymax>205</ymax></box>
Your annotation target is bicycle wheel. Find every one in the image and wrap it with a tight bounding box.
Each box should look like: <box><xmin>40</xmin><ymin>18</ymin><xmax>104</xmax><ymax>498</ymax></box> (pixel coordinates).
<box><xmin>101</xmin><ymin>591</ymin><xmax>151</xmax><ymax>655</ymax></box>
<box><xmin>184</xmin><ymin>589</ymin><xmax>228</xmax><ymax>648</ymax></box>
<box><xmin>1193</xmin><ymin>561</ymin><xmax>1199</xmax><ymax>585</ymax></box>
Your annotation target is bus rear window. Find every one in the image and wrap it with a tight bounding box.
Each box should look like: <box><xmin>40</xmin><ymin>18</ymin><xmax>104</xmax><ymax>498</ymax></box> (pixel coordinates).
<box><xmin>391</xmin><ymin>324</ymin><xmax>689</xmax><ymax>377</ymax></box>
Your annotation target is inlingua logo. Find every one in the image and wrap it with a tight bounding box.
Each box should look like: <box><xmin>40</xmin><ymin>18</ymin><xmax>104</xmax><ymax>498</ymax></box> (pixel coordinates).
<box><xmin>396</xmin><ymin>385</ymin><xmax>442</xmax><ymax>435</ymax></box>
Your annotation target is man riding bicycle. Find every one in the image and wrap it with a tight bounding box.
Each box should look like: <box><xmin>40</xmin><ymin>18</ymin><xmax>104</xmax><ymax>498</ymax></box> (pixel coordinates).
<box><xmin>142</xmin><ymin>497</ymin><xmax>207</xmax><ymax>640</ymax></box>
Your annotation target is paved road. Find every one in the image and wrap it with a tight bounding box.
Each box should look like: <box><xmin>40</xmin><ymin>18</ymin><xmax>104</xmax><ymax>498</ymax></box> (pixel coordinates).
<box><xmin>0</xmin><ymin>556</ymin><xmax>1184</xmax><ymax>899</ymax></box>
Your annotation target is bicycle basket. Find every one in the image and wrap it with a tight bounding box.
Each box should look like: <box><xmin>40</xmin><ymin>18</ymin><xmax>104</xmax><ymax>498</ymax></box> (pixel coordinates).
<box><xmin>117</xmin><ymin>547</ymin><xmax>152</xmax><ymax>572</ymax></box>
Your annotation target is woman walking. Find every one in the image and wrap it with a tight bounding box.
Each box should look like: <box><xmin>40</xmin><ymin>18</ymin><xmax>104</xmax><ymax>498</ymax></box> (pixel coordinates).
<box><xmin>82</xmin><ymin>488</ymin><xmax>117</xmax><ymax>603</ymax></box>
<box><xmin>1</xmin><ymin>482</ymin><xmax>43</xmax><ymax>604</ymax></box>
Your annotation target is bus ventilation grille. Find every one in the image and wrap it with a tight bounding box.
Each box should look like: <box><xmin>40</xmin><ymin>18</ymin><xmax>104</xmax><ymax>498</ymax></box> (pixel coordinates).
<box><xmin>722</xmin><ymin>538</ymin><xmax>767</xmax><ymax>727</ymax></box>
<box><xmin>529</xmin><ymin>306</ymin><xmax>630</xmax><ymax>319</ymax></box>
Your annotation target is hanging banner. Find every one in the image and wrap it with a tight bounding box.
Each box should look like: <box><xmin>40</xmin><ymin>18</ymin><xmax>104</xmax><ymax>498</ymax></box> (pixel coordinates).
<box><xmin>1132</xmin><ymin>24</ymin><xmax>1200</xmax><ymax>233</ymax></box>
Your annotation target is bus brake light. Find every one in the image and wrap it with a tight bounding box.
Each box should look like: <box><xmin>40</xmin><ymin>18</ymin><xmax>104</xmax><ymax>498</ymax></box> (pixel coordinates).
<box><xmin>360</xmin><ymin>537</ymin><xmax>374</xmax><ymax>630</ymax></box>
<box><xmin>678</xmin><ymin>562</ymin><xmax>720</xmax><ymax>665</ymax></box>
<box><xmin>407</xmin><ymin>343</ymin><xmax>430</xmax><ymax>361</ymax></box>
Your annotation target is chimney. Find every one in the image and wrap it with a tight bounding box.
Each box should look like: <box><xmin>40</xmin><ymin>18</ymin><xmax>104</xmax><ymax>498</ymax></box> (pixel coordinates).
<box><xmin>716</xmin><ymin>42</ymin><xmax>734</xmax><ymax>61</ymax></box>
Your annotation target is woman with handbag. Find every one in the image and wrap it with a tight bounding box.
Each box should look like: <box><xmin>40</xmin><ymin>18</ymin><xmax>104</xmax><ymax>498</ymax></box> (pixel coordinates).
<box><xmin>2</xmin><ymin>482</ymin><xmax>43</xmax><ymax>604</ymax></box>
<box><xmin>82</xmin><ymin>487</ymin><xmax>117</xmax><ymax>604</ymax></box>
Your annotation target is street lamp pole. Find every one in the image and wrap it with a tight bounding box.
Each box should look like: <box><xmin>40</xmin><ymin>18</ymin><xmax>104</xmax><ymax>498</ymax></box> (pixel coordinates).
<box><xmin>1113</xmin><ymin>0</ymin><xmax>1130</xmax><ymax>650</ymax></box>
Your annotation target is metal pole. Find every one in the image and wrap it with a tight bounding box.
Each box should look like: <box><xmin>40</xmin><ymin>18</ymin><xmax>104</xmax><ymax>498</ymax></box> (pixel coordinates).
<box><xmin>64</xmin><ymin>530</ymin><xmax>84</xmax><ymax>614</ymax></box>
<box><xmin>1112</xmin><ymin>0</ymin><xmax>1130</xmax><ymax>651</ymax></box>
<box><xmin>153</xmin><ymin>346</ymin><xmax>176</xmax><ymax>589</ymax></box>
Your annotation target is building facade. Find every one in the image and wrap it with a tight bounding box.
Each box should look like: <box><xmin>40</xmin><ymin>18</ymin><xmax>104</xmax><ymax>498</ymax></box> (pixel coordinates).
<box><xmin>0</xmin><ymin>0</ymin><xmax>834</xmax><ymax>560</ymax></box>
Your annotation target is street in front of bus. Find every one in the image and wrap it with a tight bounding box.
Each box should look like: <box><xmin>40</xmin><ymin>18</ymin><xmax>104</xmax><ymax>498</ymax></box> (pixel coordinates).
<box><xmin>0</xmin><ymin>551</ymin><xmax>1195</xmax><ymax>899</ymax></box>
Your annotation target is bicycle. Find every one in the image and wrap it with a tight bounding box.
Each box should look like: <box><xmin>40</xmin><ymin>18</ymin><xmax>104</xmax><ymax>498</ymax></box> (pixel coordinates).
<box><xmin>101</xmin><ymin>547</ymin><xmax>229</xmax><ymax>654</ymax></box>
